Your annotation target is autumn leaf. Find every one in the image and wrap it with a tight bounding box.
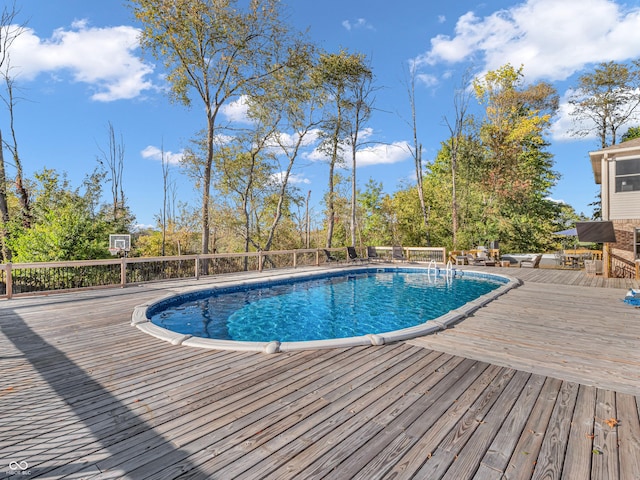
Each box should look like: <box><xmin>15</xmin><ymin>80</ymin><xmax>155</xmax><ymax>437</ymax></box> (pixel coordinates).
<box><xmin>604</xmin><ymin>418</ymin><xmax>619</xmax><ymax>428</ymax></box>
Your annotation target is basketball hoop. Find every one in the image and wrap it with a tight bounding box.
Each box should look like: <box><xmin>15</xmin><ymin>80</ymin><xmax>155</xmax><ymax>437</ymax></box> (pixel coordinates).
<box><xmin>109</xmin><ymin>234</ymin><xmax>131</xmax><ymax>257</ymax></box>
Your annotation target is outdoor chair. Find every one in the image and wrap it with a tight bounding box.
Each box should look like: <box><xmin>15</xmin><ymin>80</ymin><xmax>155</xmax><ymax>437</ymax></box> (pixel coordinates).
<box><xmin>519</xmin><ymin>254</ymin><xmax>542</xmax><ymax>268</ymax></box>
<box><xmin>473</xmin><ymin>251</ymin><xmax>496</xmax><ymax>266</ymax></box>
<box><xmin>392</xmin><ymin>245</ymin><xmax>406</xmax><ymax>262</ymax></box>
<box><xmin>367</xmin><ymin>246</ymin><xmax>383</xmax><ymax>262</ymax></box>
<box><xmin>347</xmin><ymin>246</ymin><xmax>367</xmax><ymax>263</ymax></box>
<box><xmin>584</xmin><ymin>259</ymin><xmax>603</xmax><ymax>276</ymax></box>
<box><xmin>323</xmin><ymin>249</ymin><xmax>338</xmax><ymax>263</ymax></box>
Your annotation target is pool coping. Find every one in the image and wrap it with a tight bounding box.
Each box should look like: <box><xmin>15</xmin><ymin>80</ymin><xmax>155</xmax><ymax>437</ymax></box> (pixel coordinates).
<box><xmin>131</xmin><ymin>265</ymin><xmax>521</xmax><ymax>353</ymax></box>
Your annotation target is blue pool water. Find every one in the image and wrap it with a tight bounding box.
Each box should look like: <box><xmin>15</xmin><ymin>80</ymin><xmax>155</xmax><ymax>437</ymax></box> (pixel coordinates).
<box><xmin>148</xmin><ymin>268</ymin><xmax>505</xmax><ymax>343</ymax></box>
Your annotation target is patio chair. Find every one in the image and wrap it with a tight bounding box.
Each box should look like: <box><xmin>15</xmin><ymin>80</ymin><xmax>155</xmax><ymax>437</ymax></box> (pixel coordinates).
<box><xmin>323</xmin><ymin>249</ymin><xmax>338</xmax><ymax>263</ymax></box>
<box><xmin>367</xmin><ymin>246</ymin><xmax>383</xmax><ymax>262</ymax></box>
<box><xmin>392</xmin><ymin>245</ymin><xmax>406</xmax><ymax>262</ymax></box>
<box><xmin>473</xmin><ymin>251</ymin><xmax>496</xmax><ymax>266</ymax></box>
<box><xmin>519</xmin><ymin>254</ymin><xmax>542</xmax><ymax>268</ymax></box>
<box><xmin>347</xmin><ymin>246</ymin><xmax>366</xmax><ymax>263</ymax></box>
<box><xmin>584</xmin><ymin>259</ymin><xmax>603</xmax><ymax>276</ymax></box>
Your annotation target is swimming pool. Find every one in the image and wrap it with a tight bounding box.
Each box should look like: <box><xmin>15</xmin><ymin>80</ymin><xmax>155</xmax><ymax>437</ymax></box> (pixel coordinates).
<box><xmin>132</xmin><ymin>266</ymin><xmax>520</xmax><ymax>353</ymax></box>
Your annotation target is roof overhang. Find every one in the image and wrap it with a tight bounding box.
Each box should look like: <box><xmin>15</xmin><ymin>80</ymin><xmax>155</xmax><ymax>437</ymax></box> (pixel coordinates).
<box><xmin>589</xmin><ymin>138</ymin><xmax>640</xmax><ymax>185</ymax></box>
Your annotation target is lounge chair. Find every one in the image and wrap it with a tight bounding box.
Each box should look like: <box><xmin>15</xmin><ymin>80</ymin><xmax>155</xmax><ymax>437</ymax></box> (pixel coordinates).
<box><xmin>366</xmin><ymin>246</ymin><xmax>382</xmax><ymax>262</ymax></box>
<box><xmin>347</xmin><ymin>246</ymin><xmax>366</xmax><ymax>263</ymax></box>
<box><xmin>473</xmin><ymin>251</ymin><xmax>496</xmax><ymax>266</ymax></box>
<box><xmin>519</xmin><ymin>254</ymin><xmax>542</xmax><ymax>268</ymax></box>
<box><xmin>323</xmin><ymin>249</ymin><xmax>338</xmax><ymax>263</ymax></box>
<box><xmin>392</xmin><ymin>245</ymin><xmax>406</xmax><ymax>262</ymax></box>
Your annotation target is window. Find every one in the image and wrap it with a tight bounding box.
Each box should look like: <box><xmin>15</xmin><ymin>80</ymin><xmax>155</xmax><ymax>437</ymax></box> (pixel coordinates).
<box><xmin>615</xmin><ymin>158</ymin><xmax>640</xmax><ymax>192</ymax></box>
<box><xmin>635</xmin><ymin>228</ymin><xmax>640</xmax><ymax>259</ymax></box>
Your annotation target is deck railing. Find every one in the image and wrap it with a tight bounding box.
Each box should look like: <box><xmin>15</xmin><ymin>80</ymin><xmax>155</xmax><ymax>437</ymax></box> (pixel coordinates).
<box><xmin>610</xmin><ymin>253</ymin><xmax>640</xmax><ymax>279</ymax></box>
<box><xmin>0</xmin><ymin>246</ymin><xmax>447</xmax><ymax>299</ymax></box>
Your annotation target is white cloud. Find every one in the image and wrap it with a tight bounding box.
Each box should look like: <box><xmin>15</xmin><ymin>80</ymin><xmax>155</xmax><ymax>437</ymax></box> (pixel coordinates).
<box><xmin>437</xmin><ymin>15</ymin><xmax>446</xmax><ymax>24</ymax></box>
<box><xmin>267</xmin><ymin>129</ymin><xmax>321</xmax><ymax>150</ymax></box>
<box><xmin>415</xmin><ymin>0</ymin><xmax>640</xmax><ymax>82</ymax></box>
<box><xmin>271</xmin><ymin>171</ymin><xmax>311</xmax><ymax>185</ymax></box>
<box><xmin>220</xmin><ymin>95</ymin><xmax>251</xmax><ymax>123</ymax></box>
<box><xmin>306</xmin><ymin>140</ymin><xmax>411</xmax><ymax>167</ymax></box>
<box><xmin>6</xmin><ymin>21</ymin><xmax>155</xmax><ymax>101</ymax></box>
<box><xmin>416</xmin><ymin>73</ymin><xmax>439</xmax><ymax>87</ymax></box>
<box><xmin>355</xmin><ymin>141</ymin><xmax>412</xmax><ymax>167</ymax></box>
<box><xmin>342</xmin><ymin>18</ymin><xmax>375</xmax><ymax>31</ymax></box>
<box><xmin>141</xmin><ymin>145</ymin><xmax>184</xmax><ymax>165</ymax></box>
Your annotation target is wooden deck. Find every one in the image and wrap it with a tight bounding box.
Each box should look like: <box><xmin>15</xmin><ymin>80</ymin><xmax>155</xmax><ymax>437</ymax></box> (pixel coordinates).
<box><xmin>1</xmin><ymin>266</ymin><xmax>639</xmax><ymax>479</ymax></box>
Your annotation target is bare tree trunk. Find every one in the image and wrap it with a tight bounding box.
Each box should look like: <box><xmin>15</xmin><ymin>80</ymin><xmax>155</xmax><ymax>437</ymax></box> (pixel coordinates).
<box><xmin>0</xmin><ymin>130</ymin><xmax>11</xmax><ymax>262</ymax></box>
<box><xmin>407</xmin><ymin>71</ymin><xmax>430</xmax><ymax>245</ymax></box>
<box><xmin>445</xmin><ymin>73</ymin><xmax>471</xmax><ymax>249</ymax></box>
<box><xmin>305</xmin><ymin>190</ymin><xmax>311</xmax><ymax>248</ymax></box>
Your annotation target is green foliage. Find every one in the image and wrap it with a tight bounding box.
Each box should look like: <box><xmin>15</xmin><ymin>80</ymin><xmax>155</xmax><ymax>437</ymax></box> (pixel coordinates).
<box><xmin>6</xmin><ymin>168</ymin><xmax>133</xmax><ymax>262</ymax></box>
<box><xmin>622</xmin><ymin>126</ymin><xmax>640</xmax><ymax>142</ymax></box>
<box><xmin>358</xmin><ymin>179</ymin><xmax>393</xmax><ymax>246</ymax></box>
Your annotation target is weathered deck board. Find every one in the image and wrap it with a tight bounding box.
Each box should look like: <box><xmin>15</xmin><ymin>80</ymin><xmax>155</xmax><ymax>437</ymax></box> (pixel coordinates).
<box><xmin>0</xmin><ymin>266</ymin><xmax>639</xmax><ymax>479</ymax></box>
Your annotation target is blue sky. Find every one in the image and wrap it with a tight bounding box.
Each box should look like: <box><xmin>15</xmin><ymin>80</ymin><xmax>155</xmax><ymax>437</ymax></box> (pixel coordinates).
<box><xmin>3</xmin><ymin>0</ymin><xmax>640</xmax><ymax>229</ymax></box>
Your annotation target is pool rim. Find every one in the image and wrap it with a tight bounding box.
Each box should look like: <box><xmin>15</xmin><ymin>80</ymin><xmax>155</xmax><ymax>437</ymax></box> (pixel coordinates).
<box><xmin>131</xmin><ymin>265</ymin><xmax>521</xmax><ymax>354</ymax></box>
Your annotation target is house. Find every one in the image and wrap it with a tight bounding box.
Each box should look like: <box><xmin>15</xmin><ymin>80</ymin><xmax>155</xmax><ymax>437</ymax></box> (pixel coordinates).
<box><xmin>589</xmin><ymin>137</ymin><xmax>640</xmax><ymax>278</ymax></box>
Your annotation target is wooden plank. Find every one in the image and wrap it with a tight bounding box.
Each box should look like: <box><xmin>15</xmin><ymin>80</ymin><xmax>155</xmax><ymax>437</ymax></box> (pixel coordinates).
<box><xmin>263</xmin><ymin>358</ymin><xmax>488</xmax><ymax>480</ymax></box>
<box><xmin>615</xmin><ymin>392</ymin><xmax>640</xmax><ymax>480</ymax></box>
<box><xmin>531</xmin><ymin>381</ymin><xmax>579</xmax><ymax>479</ymax></box>
<box><xmin>561</xmin><ymin>385</ymin><xmax>596</xmax><ymax>480</ymax></box>
<box><xmin>591</xmin><ymin>388</ymin><xmax>619</xmax><ymax>479</ymax></box>
<box><xmin>438</xmin><ymin>370</ymin><xmax>532</xmax><ymax>480</ymax></box>
<box><xmin>410</xmin><ymin>367</ymin><xmax>517</xmax><ymax>478</ymax></box>
<box><xmin>504</xmin><ymin>377</ymin><xmax>563</xmax><ymax>480</ymax></box>
<box><xmin>334</xmin><ymin>364</ymin><xmax>506</xmax><ymax>480</ymax></box>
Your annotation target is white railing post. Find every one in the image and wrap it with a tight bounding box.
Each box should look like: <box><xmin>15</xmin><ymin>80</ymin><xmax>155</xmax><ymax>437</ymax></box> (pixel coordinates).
<box><xmin>195</xmin><ymin>256</ymin><xmax>200</xmax><ymax>280</ymax></box>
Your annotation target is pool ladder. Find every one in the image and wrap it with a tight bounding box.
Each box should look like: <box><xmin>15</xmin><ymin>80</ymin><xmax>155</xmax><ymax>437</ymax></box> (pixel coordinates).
<box><xmin>427</xmin><ymin>260</ymin><xmax>438</xmax><ymax>278</ymax></box>
<box><xmin>445</xmin><ymin>260</ymin><xmax>455</xmax><ymax>280</ymax></box>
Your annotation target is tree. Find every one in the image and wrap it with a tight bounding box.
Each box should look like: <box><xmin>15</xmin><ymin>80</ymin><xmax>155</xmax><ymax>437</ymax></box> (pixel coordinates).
<box><xmin>0</xmin><ymin>2</ymin><xmax>24</xmax><ymax>261</ymax></box>
<box><xmin>569</xmin><ymin>60</ymin><xmax>640</xmax><ymax>148</ymax></box>
<box><xmin>8</xmin><ymin>169</ymin><xmax>118</xmax><ymax>262</ymax></box>
<box><xmin>96</xmin><ymin>122</ymin><xmax>126</xmax><ymax>222</ymax></box>
<box><xmin>244</xmin><ymin>42</ymin><xmax>320</xmax><ymax>253</ymax></box>
<box><xmin>472</xmin><ymin>64</ymin><xmax>560</xmax><ymax>252</ymax></box>
<box><xmin>132</xmin><ymin>0</ymin><xmax>303</xmax><ymax>254</ymax></box>
<box><xmin>1</xmin><ymin>67</ymin><xmax>31</xmax><ymax>230</ymax></box>
<box><xmin>443</xmin><ymin>72</ymin><xmax>472</xmax><ymax>249</ymax></box>
<box><xmin>621</xmin><ymin>125</ymin><xmax>640</xmax><ymax>142</ymax></box>
<box><xmin>359</xmin><ymin>178</ymin><xmax>392</xmax><ymax>246</ymax></box>
<box><xmin>345</xmin><ymin>60</ymin><xmax>374</xmax><ymax>247</ymax></box>
<box><xmin>405</xmin><ymin>66</ymin><xmax>431</xmax><ymax>246</ymax></box>
<box><xmin>313</xmin><ymin>50</ymin><xmax>371</xmax><ymax>248</ymax></box>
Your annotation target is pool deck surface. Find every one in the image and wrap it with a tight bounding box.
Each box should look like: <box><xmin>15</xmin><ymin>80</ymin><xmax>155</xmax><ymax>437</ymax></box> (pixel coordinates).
<box><xmin>1</xmin><ymin>264</ymin><xmax>639</xmax><ymax>479</ymax></box>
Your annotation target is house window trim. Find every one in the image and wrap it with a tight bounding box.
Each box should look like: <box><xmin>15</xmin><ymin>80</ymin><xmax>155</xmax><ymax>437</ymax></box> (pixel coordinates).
<box><xmin>614</xmin><ymin>155</ymin><xmax>640</xmax><ymax>193</ymax></box>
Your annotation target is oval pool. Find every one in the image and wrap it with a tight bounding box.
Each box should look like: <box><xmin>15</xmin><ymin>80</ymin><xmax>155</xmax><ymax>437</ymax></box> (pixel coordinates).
<box><xmin>132</xmin><ymin>266</ymin><xmax>519</xmax><ymax>353</ymax></box>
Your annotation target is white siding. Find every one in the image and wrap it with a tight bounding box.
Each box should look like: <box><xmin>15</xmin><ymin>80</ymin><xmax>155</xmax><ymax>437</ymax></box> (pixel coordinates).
<box><xmin>608</xmin><ymin>159</ymin><xmax>640</xmax><ymax>220</ymax></box>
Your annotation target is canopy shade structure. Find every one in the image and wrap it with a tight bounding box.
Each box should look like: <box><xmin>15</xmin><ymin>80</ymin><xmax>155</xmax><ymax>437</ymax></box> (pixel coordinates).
<box><xmin>576</xmin><ymin>221</ymin><xmax>617</xmax><ymax>243</ymax></box>
<box><xmin>554</xmin><ymin>228</ymin><xmax>578</xmax><ymax>236</ymax></box>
